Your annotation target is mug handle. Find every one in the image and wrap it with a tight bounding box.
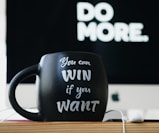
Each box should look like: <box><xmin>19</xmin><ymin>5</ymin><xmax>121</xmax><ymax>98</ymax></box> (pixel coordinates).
<box><xmin>9</xmin><ymin>65</ymin><xmax>43</xmax><ymax>121</ymax></box>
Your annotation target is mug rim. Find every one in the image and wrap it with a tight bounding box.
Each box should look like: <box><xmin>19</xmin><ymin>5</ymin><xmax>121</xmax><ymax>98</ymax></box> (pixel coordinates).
<box><xmin>41</xmin><ymin>51</ymin><xmax>101</xmax><ymax>58</ymax></box>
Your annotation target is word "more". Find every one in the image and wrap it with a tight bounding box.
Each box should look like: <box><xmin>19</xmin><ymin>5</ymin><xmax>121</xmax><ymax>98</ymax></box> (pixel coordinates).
<box><xmin>77</xmin><ymin>2</ymin><xmax>149</xmax><ymax>42</ymax></box>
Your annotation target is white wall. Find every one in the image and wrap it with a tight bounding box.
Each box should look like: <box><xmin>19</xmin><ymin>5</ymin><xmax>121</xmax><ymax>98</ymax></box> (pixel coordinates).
<box><xmin>0</xmin><ymin>0</ymin><xmax>7</xmax><ymax>109</ymax></box>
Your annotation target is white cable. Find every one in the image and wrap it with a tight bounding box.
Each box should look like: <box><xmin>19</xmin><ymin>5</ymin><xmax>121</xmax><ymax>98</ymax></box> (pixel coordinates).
<box><xmin>0</xmin><ymin>108</ymin><xmax>12</xmax><ymax>113</ymax></box>
<box><xmin>105</xmin><ymin>110</ymin><xmax>126</xmax><ymax>133</ymax></box>
<box><xmin>0</xmin><ymin>112</ymin><xmax>16</xmax><ymax>122</ymax></box>
<box><xmin>0</xmin><ymin>107</ymin><xmax>37</xmax><ymax>122</ymax></box>
<box><xmin>0</xmin><ymin>108</ymin><xmax>14</xmax><ymax>122</ymax></box>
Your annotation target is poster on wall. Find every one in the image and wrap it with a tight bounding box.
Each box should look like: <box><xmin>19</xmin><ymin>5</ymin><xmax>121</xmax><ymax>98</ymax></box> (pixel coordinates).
<box><xmin>7</xmin><ymin>0</ymin><xmax>159</xmax><ymax>83</ymax></box>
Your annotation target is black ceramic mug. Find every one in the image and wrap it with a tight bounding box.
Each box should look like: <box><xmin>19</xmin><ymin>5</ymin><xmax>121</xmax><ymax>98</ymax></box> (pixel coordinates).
<box><xmin>9</xmin><ymin>51</ymin><xmax>108</xmax><ymax>121</ymax></box>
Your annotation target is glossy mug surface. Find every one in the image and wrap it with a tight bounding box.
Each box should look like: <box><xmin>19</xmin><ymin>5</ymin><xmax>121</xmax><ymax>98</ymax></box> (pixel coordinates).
<box><xmin>9</xmin><ymin>51</ymin><xmax>108</xmax><ymax>121</ymax></box>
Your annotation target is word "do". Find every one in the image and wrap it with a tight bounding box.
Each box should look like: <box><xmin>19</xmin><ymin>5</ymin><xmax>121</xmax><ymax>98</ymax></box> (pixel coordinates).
<box><xmin>77</xmin><ymin>2</ymin><xmax>114</xmax><ymax>22</ymax></box>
